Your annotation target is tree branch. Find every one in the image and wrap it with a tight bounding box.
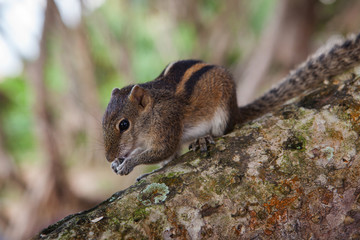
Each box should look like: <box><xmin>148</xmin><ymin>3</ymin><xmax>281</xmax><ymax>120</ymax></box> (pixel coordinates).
<box><xmin>33</xmin><ymin>71</ymin><xmax>360</xmax><ymax>239</ymax></box>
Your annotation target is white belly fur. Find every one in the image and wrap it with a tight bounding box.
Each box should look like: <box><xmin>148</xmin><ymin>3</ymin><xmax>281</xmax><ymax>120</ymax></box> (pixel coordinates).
<box><xmin>181</xmin><ymin>106</ymin><xmax>229</xmax><ymax>143</ymax></box>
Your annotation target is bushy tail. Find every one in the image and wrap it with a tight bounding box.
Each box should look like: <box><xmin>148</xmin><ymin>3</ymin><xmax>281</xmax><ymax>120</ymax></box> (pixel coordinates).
<box><xmin>237</xmin><ymin>33</ymin><xmax>360</xmax><ymax>124</ymax></box>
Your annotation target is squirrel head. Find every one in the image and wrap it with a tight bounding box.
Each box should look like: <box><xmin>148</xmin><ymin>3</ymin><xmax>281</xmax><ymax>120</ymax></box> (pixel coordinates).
<box><xmin>102</xmin><ymin>85</ymin><xmax>153</xmax><ymax>162</ymax></box>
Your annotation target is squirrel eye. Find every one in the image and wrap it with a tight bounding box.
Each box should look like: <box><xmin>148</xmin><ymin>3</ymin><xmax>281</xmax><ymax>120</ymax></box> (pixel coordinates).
<box><xmin>117</xmin><ymin>119</ymin><xmax>130</xmax><ymax>132</ymax></box>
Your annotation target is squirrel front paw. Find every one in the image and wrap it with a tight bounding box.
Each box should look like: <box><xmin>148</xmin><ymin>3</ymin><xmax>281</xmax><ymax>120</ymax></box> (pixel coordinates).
<box><xmin>111</xmin><ymin>158</ymin><xmax>122</xmax><ymax>174</ymax></box>
<box><xmin>111</xmin><ymin>158</ymin><xmax>134</xmax><ymax>175</ymax></box>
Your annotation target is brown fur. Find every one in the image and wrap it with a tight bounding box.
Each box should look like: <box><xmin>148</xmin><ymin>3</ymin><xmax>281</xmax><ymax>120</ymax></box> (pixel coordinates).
<box><xmin>175</xmin><ymin>63</ymin><xmax>208</xmax><ymax>95</ymax></box>
<box><xmin>181</xmin><ymin>67</ymin><xmax>235</xmax><ymax>132</ymax></box>
<box><xmin>103</xmin><ymin>32</ymin><xmax>360</xmax><ymax>175</ymax></box>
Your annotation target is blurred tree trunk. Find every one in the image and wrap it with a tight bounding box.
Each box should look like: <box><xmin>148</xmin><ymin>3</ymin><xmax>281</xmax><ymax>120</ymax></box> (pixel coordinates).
<box><xmin>0</xmin><ymin>126</ymin><xmax>25</xmax><ymax>189</ymax></box>
<box><xmin>60</xmin><ymin>21</ymin><xmax>103</xmax><ymax>163</ymax></box>
<box><xmin>32</xmin><ymin>70</ymin><xmax>360</xmax><ymax>240</ymax></box>
<box><xmin>235</xmin><ymin>0</ymin><xmax>317</xmax><ymax>106</ymax></box>
<box><xmin>325</xmin><ymin>0</ymin><xmax>360</xmax><ymax>33</ymax></box>
<box><xmin>0</xmin><ymin>123</ymin><xmax>25</xmax><ymax>232</ymax></box>
<box><xmin>6</xmin><ymin>1</ymin><xmax>97</xmax><ymax>239</ymax></box>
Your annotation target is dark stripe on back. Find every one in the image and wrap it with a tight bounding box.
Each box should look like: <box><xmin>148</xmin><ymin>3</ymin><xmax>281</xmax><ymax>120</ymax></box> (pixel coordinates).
<box><xmin>166</xmin><ymin>60</ymin><xmax>203</xmax><ymax>84</ymax></box>
<box><xmin>184</xmin><ymin>65</ymin><xmax>214</xmax><ymax>97</ymax></box>
<box><xmin>142</xmin><ymin>60</ymin><xmax>203</xmax><ymax>92</ymax></box>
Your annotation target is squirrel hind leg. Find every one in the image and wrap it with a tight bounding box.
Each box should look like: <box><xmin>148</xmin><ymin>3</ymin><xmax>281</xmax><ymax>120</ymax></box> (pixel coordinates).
<box><xmin>188</xmin><ymin>135</ymin><xmax>215</xmax><ymax>153</ymax></box>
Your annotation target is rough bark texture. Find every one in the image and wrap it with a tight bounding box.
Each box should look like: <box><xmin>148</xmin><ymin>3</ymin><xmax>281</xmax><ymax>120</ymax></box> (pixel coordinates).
<box><xmin>33</xmin><ymin>71</ymin><xmax>360</xmax><ymax>240</ymax></box>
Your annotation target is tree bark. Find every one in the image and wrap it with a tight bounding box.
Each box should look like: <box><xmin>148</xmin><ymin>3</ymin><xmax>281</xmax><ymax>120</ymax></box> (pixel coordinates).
<box><xmin>32</xmin><ymin>70</ymin><xmax>360</xmax><ymax>239</ymax></box>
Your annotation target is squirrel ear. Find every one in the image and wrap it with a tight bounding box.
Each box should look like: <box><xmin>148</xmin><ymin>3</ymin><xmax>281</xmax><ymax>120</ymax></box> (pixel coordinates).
<box><xmin>111</xmin><ymin>88</ymin><xmax>121</xmax><ymax>96</ymax></box>
<box><xmin>128</xmin><ymin>85</ymin><xmax>152</xmax><ymax>109</ymax></box>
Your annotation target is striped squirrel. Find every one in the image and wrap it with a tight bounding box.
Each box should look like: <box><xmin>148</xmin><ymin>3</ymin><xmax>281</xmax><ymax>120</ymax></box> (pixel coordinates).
<box><xmin>103</xmin><ymin>33</ymin><xmax>360</xmax><ymax>176</ymax></box>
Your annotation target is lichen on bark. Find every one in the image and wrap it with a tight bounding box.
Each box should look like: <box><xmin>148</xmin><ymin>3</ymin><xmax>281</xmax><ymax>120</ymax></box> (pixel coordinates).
<box><xmin>33</xmin><ymin>74</ymin><xmax>360</xmax><ymax>240</ymax></box>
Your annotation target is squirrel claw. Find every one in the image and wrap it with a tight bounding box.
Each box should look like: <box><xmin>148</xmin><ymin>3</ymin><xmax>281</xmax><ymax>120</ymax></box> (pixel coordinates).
<box><xmin>111</xmin><ymin>158</ymin><xmax>133</xmax><ymax>175</ymax></box>
<box><xmin>189</xmin><ymin>135</ymin><xmax>215</xmax><ymax>152</ymax></box>
<box><xmin>111</xmin><ymin>159</ymin><xmax>122</xmax><ymax>174</ymax></box>
<box><xmin>116</xmin><ymin>159</ymin><xmax>134</xmax><ymax>175</ymax></box>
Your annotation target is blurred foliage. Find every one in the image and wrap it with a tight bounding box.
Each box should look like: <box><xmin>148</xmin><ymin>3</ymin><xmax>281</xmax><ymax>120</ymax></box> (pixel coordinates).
<box><xmin>45</xmin><ymin>38</ymin><xmax>67</xmax><ymax>93</ymax></box>
<box><xmin>0</xmin><ymin>76</ymin><xmax>35</xmax><ymax>162</ymax></box>
<box><xmin>249</xmin><ymin>0</ymin><xmax>277</xmax><ymax>35</ymax></box>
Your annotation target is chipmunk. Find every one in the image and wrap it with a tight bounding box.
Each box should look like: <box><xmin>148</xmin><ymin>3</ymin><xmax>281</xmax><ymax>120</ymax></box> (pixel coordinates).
<box><xmin>102</xmin><ymin>33</ymin><xmax>360</xmax><ymax>176</ymax></box>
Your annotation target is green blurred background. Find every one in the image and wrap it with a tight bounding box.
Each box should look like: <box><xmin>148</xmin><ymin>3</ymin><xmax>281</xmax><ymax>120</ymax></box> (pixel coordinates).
<box><xmin>0</xmin><ymin>0</ymin><xmax>359</xmax><ymax>239</ymax></box>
